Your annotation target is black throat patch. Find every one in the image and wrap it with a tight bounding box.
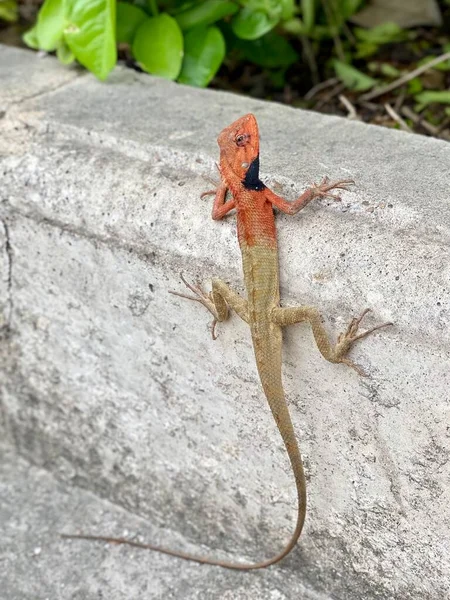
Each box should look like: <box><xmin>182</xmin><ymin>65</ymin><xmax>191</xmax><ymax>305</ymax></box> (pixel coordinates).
<box><xmin>242</xmin><ymin>155</ymin><xmax>266</xmax><ymax>191</ymax></box>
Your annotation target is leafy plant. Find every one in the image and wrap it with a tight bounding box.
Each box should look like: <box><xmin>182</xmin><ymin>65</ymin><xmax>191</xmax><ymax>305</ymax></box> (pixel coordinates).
<box><xmin>354</xmin><ymin>21</ymin><xmax>410</xmax><ymax>58</ymax></box>
<box><xmin>23</xmin><ymin>0</ymin><xmax>116</xmax><ymax>79</ymax></box>
<box><xmin>0</xmin><ymin>0</ymin><xmax>18</xmax><ymax>22</ymax></box>
<box><xmin>133</xmin><ymin>13</ymin><xmax>183</xmax><ymax>79</ymax></box>
<box><xmin>235</xmin><ymin>30</ymin><xmax>299</xmax><ymax>68</ymax></box>
<box><xmin>18</xmin><ymin>0</ymin><xmax>450</xmax><ymax>141</ymax></box>
<box><xmin>116</xmin><ymin>2</ymin><xmax>147</xmax><ymax>44</ymax></box>
<box><xmin>414</xmin><ymin>91</ymin><xmax>450</xmax><ymax>111</ymax></box>
<box><xmin>334</xmin><ymin>59</ymin><xmax>377</xmax><ymax>91</ymax></box>
<box><xmin>178</xmin><ymin>25</ymin><xmax>225</xmax><ymax>87</ymax></box>
<box><xmin>231</xmin><ymin>0</ymin><xmax>286</xmax><ymax>40</ymax></box>
<box><xmin>23</xmin><ymin>0</ymin><xmax>298</xmax><ymax>83</ymax></box>
<box><xmin>20</xmin><ymin>0</ymin><xmax>412</xmax><ymax>87</ymax></box>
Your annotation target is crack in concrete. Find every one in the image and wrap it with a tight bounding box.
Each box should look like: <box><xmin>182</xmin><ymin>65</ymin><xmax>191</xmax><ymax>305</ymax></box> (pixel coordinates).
<box><xmin>3</xmin><ymin>202</ymin><xmax>231</xmax><ymax>282</ymax></box>
<box><xmin>1</xmin><ymin>218</ymin><xmax>13</xmax><ymax>331</ymax></box>
<box><xmin>17</xmin><ymin>75</ymin><xmax>81</xmax><ymax>107</ymax></box>
<box><xmin>2</xmin><ymin>74</ymin><xmax>82</xmax><ymax>120</ymax></box>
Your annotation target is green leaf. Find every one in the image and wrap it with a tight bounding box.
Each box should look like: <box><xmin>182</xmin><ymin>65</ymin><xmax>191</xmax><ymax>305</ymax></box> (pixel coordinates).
<box><xmin>301</xmin><ymin>0</ymin><xmax>315</xmax><ymax>32</ymax></box>
<box><xmin>56</xmin><ymin>41</ymin><xmax>75</xmax><ymax>64</ymax></box>
<box><xmin>23</xmin><ymin>25</ymin><xmax>40</xmax><ymax>49</ymax></box>
<box><xmin>175</xmin><ymin>0</ymin><xmax>238</xmax><ymax>31</ymax></box>
<box><xmin>334</xmin><ymin>60</ymin><xmax>377</xmax><ymax>91</ymax></box>
<box><xmin>178</xmin><ymin>25</ymin><xmax>225</xmax><ymax>87</ymax></box>
<box><xmin>0</xmin><ymin>0</ymin><xmax>18</xmax><ymax>22</ymax></box>
<box><xmin>369</xmin><ymin>62</ymin><xmax>401</xmax><ymax>78</ymax></box>
<box><xmin>407</xmin><ymin>77</ymin><xmax>422</xmax><ymax>95</ymax></box>
<box><xmin>309</xmin><ymin>23</ymin><xmax>335</xmax><ymax>40</ymax></box>
<box><xmin>282</xmin><ymin>17</ymin><xmax>304</xmax><ymax>35</ymax></box>
<box><xmin>320</xmin><ymin>0</ymin><xmax>362</xmax><ymax>30</ymax></box>
<box><xmin>231</xmin><ymin>6</ymin><xmax>279</xmax><ymax>40</ymax></box>
<box><xmin>417</xmin><ymin>49</ymin><xmax>450</xmax><ymax>72</ymax></box>
<box><xmin>268</xmin><ymin>68</ymin><xmax>286</xmax><ymax>89</ymax></box>
<box><xmin>340</xmin><ymin>0</ymin><xmax>364</xmax><ymax>19</ymax></box>
<box><xmin>64</xmin><ymin>0</ymin><xmax>116</xmax><ymax>80</ymax></box>
<box><xmin>133</xmin><ymin>14</ymin><xmax>183</xmax><ymax>80</ymax></box>
<box><xmin>432</xmin><ymin>60</ymin><xmax>450</xmax><ymax>72</ymax></box>
<box><xmin>132</xmin><ymin>0</ymin><xmax>150</xmax><ymax>12</ymax></box>
<box><xmin>147</xmin><ymin>0</ymin><xmax>158</xmax><ymax>16</ymax></box>
<box><xmin>116</xmin><ymin>2</ymin><xmax>147</xmax><ymax>44</ymax></box>
<box><xmin>35</xmin><ymin>0</ymin><xmax>65</xmax><ymax>51</ymax></box>
<box><xmin>380</xmin><ymin>63</ymin><xmax>400</xmax><ymax>77</ymax></box>
<box><xmin>355</xmin><ymin>42</ymin><xmax>378</xmax><ymax>58</ymax></box>
<box><xmin>354</xmin><ymin>22</ymin><xmax>408</xmax><ymax>45</ymax></box>
<box><xmin>280</xmin><ymin>0</ymin><xmax>295</xmax><ymax>20</ymax></box>
<box><xmin>237</xmin><ymin>30</ymin><xmax>298</xmax><ymax>68</ymax></box>
<box><xmin>415</xmin><ymin>91</ymin><xmax>450</xmax><ymax>112</ymax></box>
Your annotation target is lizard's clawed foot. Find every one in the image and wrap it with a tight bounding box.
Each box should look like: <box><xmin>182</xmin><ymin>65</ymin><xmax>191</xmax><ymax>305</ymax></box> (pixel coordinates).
<box><xmin>169</xmin><ymin>273</ymin><xmax>220</xmax><ymax>339</ymax></box>
<box><xmin>334</xmin><ymin>309</ymin><xmax>393</xmax><ymax>376</ymax></box>
<box><xmin>200</xmin><ymin>164</ymin><xmax>221</xmax><ymax>199</ymax></box>
<box><xmin>312</xmin><ymin>176</ymin><xmax>355</xmax><ymax>202</ymax></box>
<box><xmin>200</xmin><ymin>189</ymin><xmax>217</xmax><ymax>199</ymax></box>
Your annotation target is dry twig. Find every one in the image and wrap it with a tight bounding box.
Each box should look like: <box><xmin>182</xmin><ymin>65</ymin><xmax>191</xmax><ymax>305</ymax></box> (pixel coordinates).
<box><xmin>384</xmin><ymin>103</ymin><xmax>412</xmax><ymax>132</ymax></box>
<box><xmin>393</xmin><ymin>90</ymin><xmax>406</xmax><ymax>113</ymax></box>
<box><xmin>401</xmin><ymin>106</ymin><xmax>437</xmax><ymax>134</ymax></box>
<box><xmin>315</xmin><ymin>82</ymin><xmax>346</xmax><ymax>110</ymax></box>
<box><xmin>436</xmin><ymin>116</ymin><xmax>450</xmax><ymax>135</ymax></box>
<box><xmin>339</xmin><ymin>95</ymin><xmax>359</xmax><ymax>120</ymax></box>
<box><xmin>361</xmin><ymin>51</ymin><xmax>450</xmax><ymax>101</ymax></box>
<box><xmin>320</xmin><ymin>0</ymin><xmax>346</xmax><ymax>63</ymax></box>
<box><xmin>305</xmin><ymin>78</ymin><xmax>339</xmax><ymax>100</ymax></box>
<box><xmin>300</xmin><ymin>36</ymin><xmax>320</xmax><ymax>87</ymax></box>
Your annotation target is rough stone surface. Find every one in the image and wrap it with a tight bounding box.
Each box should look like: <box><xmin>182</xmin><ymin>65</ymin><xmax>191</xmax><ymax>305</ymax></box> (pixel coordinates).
<box><xmin>0</xmin><ymin>45</ymin><xmax>79</xmax><ymax>113</ymax></box>
<box><xmin>1</xmin><ymin>44</ymin><xmax>450</xmax><ymax>599</ymax></box>
<box><xmin>0</xmin><ymin>450</ymin><xmax>325</xmax><ymax>600</ymax></box>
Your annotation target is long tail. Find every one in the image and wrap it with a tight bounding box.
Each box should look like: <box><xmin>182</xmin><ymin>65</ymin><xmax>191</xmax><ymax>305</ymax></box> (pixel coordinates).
<box><xmin>61</xmin><ymin>397</ymin><xmax>306</xmax><ymax>570</ymax></box>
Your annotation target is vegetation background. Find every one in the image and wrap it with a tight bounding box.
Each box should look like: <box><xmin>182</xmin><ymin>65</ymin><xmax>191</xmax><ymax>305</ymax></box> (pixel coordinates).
<box><xmin>1</xmin><ymin>0</ymin><xmax>450</xmax><ymax>139</ymax></box>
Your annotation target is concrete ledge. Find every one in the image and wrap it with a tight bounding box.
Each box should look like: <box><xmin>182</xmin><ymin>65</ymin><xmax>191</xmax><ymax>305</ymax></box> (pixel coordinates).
<box><xmin>1</xmin><ymin>450</ymin><xmax>327</xmax><ymax>599</ymax></box>
<box><xmin>1</xmin><ymin>45</ymin><xmax>450</xmax><ymax>599</ymax></box>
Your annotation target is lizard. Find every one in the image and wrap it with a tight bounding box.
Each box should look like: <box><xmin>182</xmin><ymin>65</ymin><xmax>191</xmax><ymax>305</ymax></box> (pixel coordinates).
<box><xmin>62</xmin><ymin>113</ymin><xmax>391</xmax><ymax>570</ymax></box>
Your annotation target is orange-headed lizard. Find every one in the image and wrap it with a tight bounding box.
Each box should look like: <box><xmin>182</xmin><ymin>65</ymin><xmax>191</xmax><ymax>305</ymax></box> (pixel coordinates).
<box><xmin>62</xmin><ymin>114</ymin><xmax>391</xmax><ymax>570</ymax></box>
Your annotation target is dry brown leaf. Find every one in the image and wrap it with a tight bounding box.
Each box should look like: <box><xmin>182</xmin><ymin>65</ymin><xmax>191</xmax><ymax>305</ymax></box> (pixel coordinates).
<box><xmin>351</xmin><ymin>0</ymin><xmax>442</xmax><ymax>29</ymax></box>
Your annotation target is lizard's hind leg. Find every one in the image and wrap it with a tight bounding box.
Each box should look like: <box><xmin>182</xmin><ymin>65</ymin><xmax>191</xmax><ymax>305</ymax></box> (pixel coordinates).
<box><xmin>170</xmin><ymin>274</ymin><xmax>248</xmax><ymax>339</ymax></box>
<box><xmin>271</xmin><ymin>305</ymin><xmax>391</xmax><ymax>376</ymax></box>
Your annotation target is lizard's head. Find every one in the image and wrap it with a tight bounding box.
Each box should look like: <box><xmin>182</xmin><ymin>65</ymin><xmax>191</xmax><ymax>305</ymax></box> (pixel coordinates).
<box><xmin>217</xmin><ymin>113</ymin><xmax>260</xmax><ymax>185</ymax></box>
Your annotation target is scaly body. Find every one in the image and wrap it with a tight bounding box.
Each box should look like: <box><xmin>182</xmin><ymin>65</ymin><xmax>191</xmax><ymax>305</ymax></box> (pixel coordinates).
<box><xmin>62</xmin><ymin>114</ymin><xmax>391</xmax><ymax>570</ymax></box>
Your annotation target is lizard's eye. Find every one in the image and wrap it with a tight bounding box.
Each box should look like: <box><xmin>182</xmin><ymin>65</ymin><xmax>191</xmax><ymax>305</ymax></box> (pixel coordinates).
<box><xmin>235</xmin><ymin>133</ymin><xmax>249</xmax><ymax>147</ymax></box>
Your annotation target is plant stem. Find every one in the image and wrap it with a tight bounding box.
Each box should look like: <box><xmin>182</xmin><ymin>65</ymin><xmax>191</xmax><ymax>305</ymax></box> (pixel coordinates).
<box><xmin>148</xmin><ymin>0</ymin><xmax>158</xmax><ymax>17</ymax></box>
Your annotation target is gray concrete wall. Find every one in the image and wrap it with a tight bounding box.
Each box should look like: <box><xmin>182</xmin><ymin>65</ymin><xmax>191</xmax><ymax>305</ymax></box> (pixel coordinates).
<box><xmin>1</xmin><ymin>45</ymin><xmax>449</xmax><ymax>599</ymax></box>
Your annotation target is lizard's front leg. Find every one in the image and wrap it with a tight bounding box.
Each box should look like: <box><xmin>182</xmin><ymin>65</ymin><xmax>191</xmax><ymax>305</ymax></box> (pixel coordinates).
<box><xmin>265</xmin><ymin>177</ymin><xmax>354</xmax><ymax>215</ymax></box>
<box><xmin>271</xmin><ymin>305</ymin><xmax>391</xmax><ymax>376</ymax></box>
<box><xmin>171</xmin><ymin>275</ymin><xmax>248</xmax><ymax>339</ymax></box>
<box><xmin>201</xmin><ymin>180</ymin><xmax>235</xmax><ymax>220</ymax></box>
